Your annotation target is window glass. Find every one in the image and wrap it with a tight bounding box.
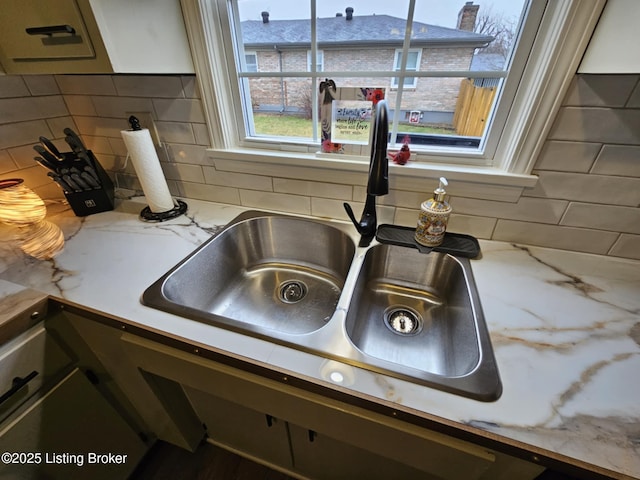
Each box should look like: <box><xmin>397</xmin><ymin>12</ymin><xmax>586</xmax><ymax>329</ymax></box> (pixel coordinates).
<box><xmin>244</xmin><ymin>52</ymin><xmax>257</xmax><ymax>72</ymax></box>
<box><xmin>307</xmin><ymin>50</ymin><xmax>323</xmax><ymax>72</ymax></box>
<box><xmin>231</xmin><ymin>0</ymin><xmax>529</xmax><ymax>158</ymax></box>
<box><xmin>392</xmin><ymin>49</ymin><xmax>421</xmax><ymax>88</ymax></box>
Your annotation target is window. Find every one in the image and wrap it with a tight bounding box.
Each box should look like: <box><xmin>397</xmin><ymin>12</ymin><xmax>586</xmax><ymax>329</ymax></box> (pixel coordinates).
<box><xmin>244</xmin><ymin>52</ymin><xmax>257</xmax><ymax>72</ymax></box>
<box><xmin>392</xmin><ymin>49</ymin><xmax>421</xmax><ymax>89</ymax></box>
<box><xmin>307</xmin><ymin>50</ymin><xmax>323</xmax><ymax>72</ymax></box>
<box><xmin>182</xmin><ymin>0</ymin><xmax>605</xmax><ymax>183</ymax></box>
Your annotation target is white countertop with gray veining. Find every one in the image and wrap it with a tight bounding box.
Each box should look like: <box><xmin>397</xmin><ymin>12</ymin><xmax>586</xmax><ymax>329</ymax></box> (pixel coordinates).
<box><xmin>1</xmin><ymin>197</ymin><xmax>638</xmax><ymax>479</ymax></box>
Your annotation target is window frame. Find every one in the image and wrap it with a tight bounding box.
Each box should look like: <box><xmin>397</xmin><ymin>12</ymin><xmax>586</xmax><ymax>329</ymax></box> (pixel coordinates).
<box><xmin>244</xmin><ymin>51</ymin><xmax>257</xmax><ymax>72</ymax></box>
<box><xmin>180</xmin><ymin>0</ymin><xmax>606</xmax><ymax>188</ymax></box>
<box><xmin>307</xmin><ymin>49</ymin><xmax>324</xmax><ymax>72</ymax></box>
<box><xmin>391</xmin><ymin>48</ymin><xmax>421</xmax><ymax>89</ymax></box>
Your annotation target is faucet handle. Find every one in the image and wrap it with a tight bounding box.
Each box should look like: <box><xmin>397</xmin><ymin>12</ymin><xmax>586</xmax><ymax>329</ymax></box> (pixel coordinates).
<box><xmin>343</xmin><ymin>202</ymin><xmax>363</xmax><ymax>234</ymax></box>
<box><xmin>343</xmin><ymin>200</ymin><xmax>377</xmax><ymax>238</ymax></box>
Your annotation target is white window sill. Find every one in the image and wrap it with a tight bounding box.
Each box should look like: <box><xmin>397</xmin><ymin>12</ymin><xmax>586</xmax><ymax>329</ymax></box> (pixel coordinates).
<box><xmin>208</xmin><ymin>148</ymin><xmax>538</xmax><ymax>188</ymax></box>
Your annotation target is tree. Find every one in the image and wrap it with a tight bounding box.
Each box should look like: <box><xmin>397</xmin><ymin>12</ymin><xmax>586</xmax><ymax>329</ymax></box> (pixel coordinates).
<box><xmin>474</xmin><ymin>4</ymin><xmax>517</xmax><ymax>60</ymax></box>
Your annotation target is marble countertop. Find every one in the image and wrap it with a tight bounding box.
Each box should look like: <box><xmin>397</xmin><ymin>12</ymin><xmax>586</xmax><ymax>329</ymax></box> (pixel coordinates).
<box><xmin>1</xmin><ymin>197</ymin><xmax>639</xmax><ymax>479</ymax></box>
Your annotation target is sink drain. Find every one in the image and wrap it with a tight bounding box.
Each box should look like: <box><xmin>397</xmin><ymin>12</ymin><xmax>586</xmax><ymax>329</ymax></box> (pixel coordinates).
<box><xmin>278</xmin><ymin>280</ymin><xmax>308</xmax><ymax>304</ymax></box>
<box><xmin>384</xmin><ymin>306</ymin><xmax>423</xmax><ymax>335</ymax></box>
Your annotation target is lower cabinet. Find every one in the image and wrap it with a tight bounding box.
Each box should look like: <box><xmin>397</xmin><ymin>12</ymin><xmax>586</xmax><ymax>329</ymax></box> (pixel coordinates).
<box><xmin>120</xmin><ymin>331</ymin><xmax>544</xmax><ymax>480</ymax></box>
<box><xmin>0</xmin><ymin>323</ymin><xmax>148</xmax><ymax>480</ymax></box>
<box><xmin>48</xmin><ymin>305</ymin><xmax>544</xmax><ymax>479</ymax></box>
<box><xmin>183</xmin><ymin>386</ymin><xmax>292</xmax><ymax>467</ymax></box>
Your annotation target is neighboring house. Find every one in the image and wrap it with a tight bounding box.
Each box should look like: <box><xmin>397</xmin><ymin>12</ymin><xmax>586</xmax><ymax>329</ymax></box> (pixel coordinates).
<box><xmin>240</xmin><ymin>3</ymin><xmax>493</xmax><ymax>125</ymax></box>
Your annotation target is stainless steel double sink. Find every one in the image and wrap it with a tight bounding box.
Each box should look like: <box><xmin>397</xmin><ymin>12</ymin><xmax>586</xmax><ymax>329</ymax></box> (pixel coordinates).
<box><xmin>142</xmin><ymin>211</ymin><xmax>502</xmax><ymax>401</ymax></box>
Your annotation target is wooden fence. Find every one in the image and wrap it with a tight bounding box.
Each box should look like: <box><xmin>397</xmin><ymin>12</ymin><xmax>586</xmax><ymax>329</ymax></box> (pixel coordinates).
<box><xmin>453</xmin><ymin>79</ymin><xmax>496</xmax><ymax>137</ymax></box>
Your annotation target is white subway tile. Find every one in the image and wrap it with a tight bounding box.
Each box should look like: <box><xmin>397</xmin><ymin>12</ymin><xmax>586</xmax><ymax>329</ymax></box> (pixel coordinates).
<box><xmin>448</xmin><ymin>214</ymin><xmax>496</xmax><ymax>239</ymax></box>
<box><xmin>274</xmin><ymin>178</ymin><xmax>351</xmax><ymax>200</ymax></box>
<box><xmin>154</xmin><ymin>121</ymin><xmax>195</xmax><ymax>144</ymax></box>
<box><xmin>240</xmin><ymin>190</ymin><xmax>310</xmax><ymax>215</ymax></box>
<box><xmin>161</xmin><ymin>162</ymin><xmax>205</xmax><ymax>183</ymax></box>
<box><xmin>0</xmin><ymin>76</ymin><xmax>29</xmax><ymax>98</ymax></box>
<box><xmin>55</xmin><ymin>75</ymin><xmax>116</xmax><ymax>96</ymax></box>
<box><xmin>165</xmin><ymin>143</ymin><xmax>209</xmax><ymax>165</ymax></box>
<box><xmin>113</xmin><ymin>75</ymin><xmax>184</xmax><ymax>98</ymax></box>
<box><xmin>592</xmin><ymin>145</ymin><xmax>640</xmax><ymax>177</ymax></box>
<box><xmin>0</xmin><ymin>120</ymin><xmax>51</xmax><ymax>150</ymax></box>
<box><xmin>24</xmin><ymin>75</ymin><xmax>59</xmax><ymax>96</ymax></box>
<box><xmin>82</xmin><ymin>136</ymin><xmax>114</xmax><ymax>155</ymax></box>
<box><xmin>549</xmin><ymin>107</ymin><xmax>640</xmax><ymax>144</ymax></box>
<box><xmin>177</xmin><ymin>181</ymin><xmax>240</xmax><ymax>205</ymax></box>
<box><xmin>46</xmin><ymin>116</ymin><xmax>76</xmax><ymax>139</ymax></box>
<box><xmin>192</xmin><ymin>123</ymin><xmax>210</xmax><ymax>146</ymax></box>
<box><xmin>181</xmin><ymin>76</ymin><xmax>200</xmax><ymax>99</ymax></box>
<box><xmin>0</xmin><ymin>96</ymin><xmax>68</xmax><ymax>124</ymax></box>
<box><xmin>525</xmin><ymin>171</ymin><xmax>640</xmax><ymax>207</ymax></box>
<box><xmin>74</xmin><ymin>116</ymin><xmax>127</xmax><ymax>138</ymax></box>
<box><xmin>452</xmin><ymin>196</ymin><xmax>568</xmax><ymax>224</ymax></box>
<box><xmin>10</xmin><ymin>144</ymin><xmax>45</xmax><ymax>169</ymax></box>
<box><xmin>153</xmin><ymin>98</ymin><xmax>205</xmax><ymax>123</ymax></box>
<box><xmin>609</xmin><ymin>234</ymin><xmax>640</xmax><ymax>260</ymax></box>
<box><xmin>91</xmin><ymin>96</ymin><xmax>155</xmax><ymax>119</ymax></box>
<box><xmin>493</xmin><ymin>220</ymin><xmax>618</xmax><ymax>255</ymax></box>
<box><xmin>63</xmin><ymin>95</ymin><xmax>97</xmax><ymax>116</ymax></box>
<box><xmin>310</xmin><ymin>197</ymin><xmax>351</xmax><ymax>220</ymax></box>
<box><xmin>563</xmin><ymin>75</ymin><xmax>637</xmax><ymax>107</ymax></box>
<box><xmin>562</xmin><ymin>203</ymin><xmax>640</xmax><ymax>234</ymax></box>
<box><xmin>0</xmin><ymin>150</ymin><xmax>18</xmax><ymax>174</ymax></box>
<box><xmin>534</xmin><ymin>140</ymin><xmax>600</xmax><ymax>173</ymax></box>
<box><xmin>203</xmin><ymin>167</ymin><xmax>272</xmax><ymax>191</ymax></box>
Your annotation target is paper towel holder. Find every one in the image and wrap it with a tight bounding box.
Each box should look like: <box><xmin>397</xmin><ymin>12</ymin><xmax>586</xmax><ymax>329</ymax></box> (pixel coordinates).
<box><xmin>128</xmin><ymin>115</ymin><xmax>188</xmax><ymax>222</ymax></box>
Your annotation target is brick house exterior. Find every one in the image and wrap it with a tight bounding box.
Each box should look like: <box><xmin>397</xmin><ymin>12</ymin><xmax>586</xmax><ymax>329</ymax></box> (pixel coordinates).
<box><xmin>240</xmin><ymin>3</ymin><xmax>493</xmax><ymax>125</ymax></box>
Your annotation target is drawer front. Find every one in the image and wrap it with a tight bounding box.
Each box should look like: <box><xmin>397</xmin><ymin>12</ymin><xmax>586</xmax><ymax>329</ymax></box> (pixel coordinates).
<box><xmin>0</xmin><ymin>0</ymin><xmax>94</xmax><ymax>60</ymax></box>
<box><xmin>0</xmin><ymin>325</ymin><xmax>73</xmax><ymax>419</ymax></box>
<box><xmin>0</xmin><ymin>368</ymin><xmax>147</xmax><ymax>480</ymax></box>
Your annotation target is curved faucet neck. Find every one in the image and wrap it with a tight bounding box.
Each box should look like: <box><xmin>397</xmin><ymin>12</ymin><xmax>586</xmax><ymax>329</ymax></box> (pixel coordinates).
<box><xmin>343</xmin><ymin>100</ymin><xmax>389</xmax><ymax>246</ymax></box>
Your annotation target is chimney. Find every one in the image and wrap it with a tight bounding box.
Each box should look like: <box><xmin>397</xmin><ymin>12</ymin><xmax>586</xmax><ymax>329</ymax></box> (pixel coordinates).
<box><xmin>261</xmin><ymin>11</ymin><xmax>269</xmax><ymax>23</ymax></box>
<box><xmin>345</xmin><ymin>7</ymin><xmax>354</xmax><ymax>21</ymax></box>
<box><xmin>457</xmin><ymin>2</ymin><xmax>478</xmax><ymax>31</ymax></box>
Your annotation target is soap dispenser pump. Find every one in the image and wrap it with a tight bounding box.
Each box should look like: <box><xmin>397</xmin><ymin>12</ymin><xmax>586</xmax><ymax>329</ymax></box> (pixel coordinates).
<box><xmin>415</xmin><ymin>177</ymin><xmax>452</xmax><ymax>247</ymax></box>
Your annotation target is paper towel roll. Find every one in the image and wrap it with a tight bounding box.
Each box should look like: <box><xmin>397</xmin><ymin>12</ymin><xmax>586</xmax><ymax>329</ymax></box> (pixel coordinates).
<box><xmin>121</xmin><ymin>128</ymin><xmax>175</xmax><ymax>213</ymax></box>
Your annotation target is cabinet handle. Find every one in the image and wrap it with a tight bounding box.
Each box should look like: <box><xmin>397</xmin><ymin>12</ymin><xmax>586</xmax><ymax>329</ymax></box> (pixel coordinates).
<box><xmin>26</xmin><ymin>25</ymin><xmax>76</xmax><ymax>37</ymax></box>
<box><xmin>0</xmin><ymin>371</ymin><xmax>39</xmax><ymax>406</ymax></box>
<box><xmin>265</xmin><ymin>414</ymin><xmax>274</xmax><ymax>427</ymax></box>
<box><xmin>308</xmin><ymin>430</ymin><xmax>317</xmax><ymax>442</ymax></box>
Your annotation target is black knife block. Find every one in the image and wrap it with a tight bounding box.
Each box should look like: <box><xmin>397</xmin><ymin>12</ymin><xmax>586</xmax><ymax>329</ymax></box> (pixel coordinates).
<box><xmin>63</xmin><ymin>151</ymin><xmax>115</xmax><ymax>217</ymax></box>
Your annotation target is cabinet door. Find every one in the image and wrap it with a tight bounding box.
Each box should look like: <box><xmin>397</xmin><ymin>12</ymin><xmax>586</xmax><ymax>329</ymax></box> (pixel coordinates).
<box><xmin>183</xmin><ymin>386</ymin><xmax>292</xmax><ymax>469</ymax></box>
<box><xmin>0</xmin><ymin>325</ymin><xmax>73</xmax><ymax>423</ymax></box>
<box><xmin>0</xmin><ymin>368</ymin><xmax>147</xmax><ymax>480</ymax></box>
<box><xmin>0</xmin><ymin>0</ymin><xmax>95</xmax><ymax>60</ymax></box>
<box><xmin>289</xmin><ymin>423</ymin><xmax>433</xmax><ymax>480</ymax></box>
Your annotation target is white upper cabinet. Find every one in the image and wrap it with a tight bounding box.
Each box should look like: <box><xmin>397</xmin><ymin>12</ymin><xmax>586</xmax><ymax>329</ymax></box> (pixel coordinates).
<box><xmin>579</xmin><ymin>0</ymin><xmax>640</xmax><ymax>73</ymax></box>
<box><xmin>89</xmin><ymin>0</ymin><xmax>194</xmax><ymax>73</ymax></box>
<box><xmin>0</xmin><ymin>0</ymin><xmax>194</xmax><ymax>74</ymax></box>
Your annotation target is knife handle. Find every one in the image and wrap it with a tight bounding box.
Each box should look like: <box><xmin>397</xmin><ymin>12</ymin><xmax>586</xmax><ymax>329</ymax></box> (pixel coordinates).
<box><xmin>80</xmin><ymin>171</ymin><xmax>100</xmax><ymax>188</ymax></box>
<box><xmin>62</xmin><ymin>174</ymin><xmax>82</xmax><ymax>192</ymax></box>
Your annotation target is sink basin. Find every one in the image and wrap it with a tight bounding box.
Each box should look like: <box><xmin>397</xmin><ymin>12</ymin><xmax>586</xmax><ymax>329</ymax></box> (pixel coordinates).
<box><xmin>143</xmin><ymin>212</ymin><xmax>501</xmax><ymax>401</ymax></box>
<box><xmin>346</xmin><ymin>245</ymin><xmax>479</xmax><ymax>376</ymax></box>
<box><xmin>142</xmin><ymin>211</ymin><xmax>355</xmax><ymax>336</ymax></box>
<box><xmin>345</xmin><ymin>244</ymin><xmax>501</xmax><ymax>400</ymax></box>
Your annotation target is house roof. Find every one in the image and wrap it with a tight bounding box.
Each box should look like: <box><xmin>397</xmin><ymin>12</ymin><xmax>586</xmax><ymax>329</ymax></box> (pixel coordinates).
<box><xmin>241</xmin><ymin>14</ymin><xmax>494</xmax><ymax>49</ymax></box>
<box><xmin>470</xmin><ymin>53</ymin><xmax>506</xmax><ymax>71</ymax></box>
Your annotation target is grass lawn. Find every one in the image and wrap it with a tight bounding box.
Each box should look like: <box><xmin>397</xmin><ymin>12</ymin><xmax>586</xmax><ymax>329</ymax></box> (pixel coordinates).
<box><xmin>252</xmin><ymin>113</ymin><xmax>455</xmax><ymax>138</ymax></box>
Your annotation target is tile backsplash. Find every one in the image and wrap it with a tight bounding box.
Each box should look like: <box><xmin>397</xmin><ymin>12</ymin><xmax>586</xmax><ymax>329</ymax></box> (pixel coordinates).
<box><xmin>0</xmin><ymin>73</ymin><xmax>638</xmax><ymax>260</ymax></box>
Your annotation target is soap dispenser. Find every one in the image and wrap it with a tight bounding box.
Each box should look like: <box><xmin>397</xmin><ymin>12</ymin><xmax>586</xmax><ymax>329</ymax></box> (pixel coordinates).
<box><xmin>415</xmin><ymin>177</ymin><xmax>452</xmax><ymax>247</ymax></box>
